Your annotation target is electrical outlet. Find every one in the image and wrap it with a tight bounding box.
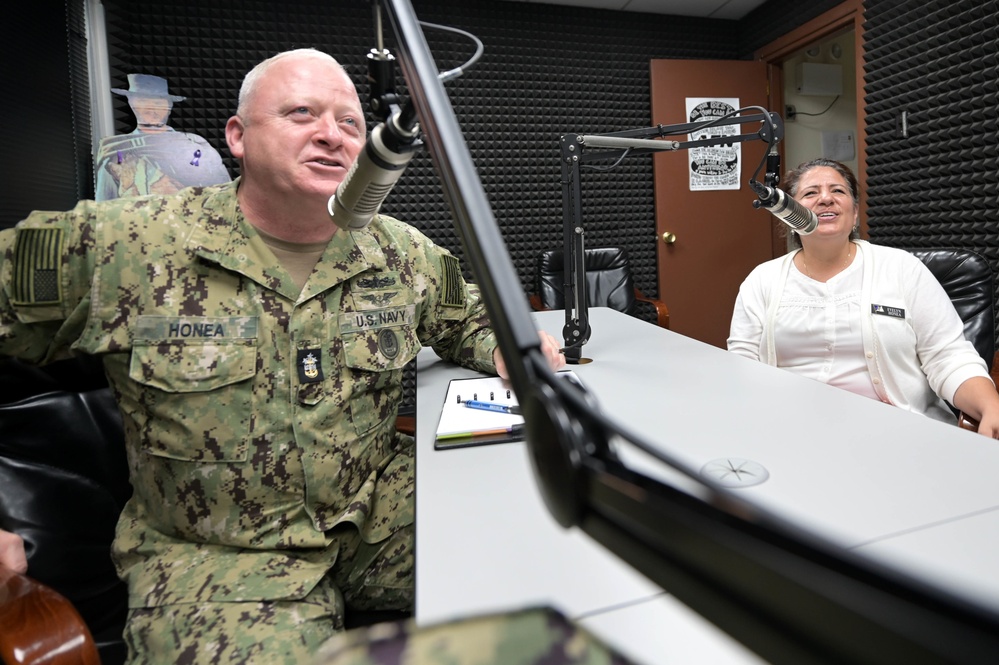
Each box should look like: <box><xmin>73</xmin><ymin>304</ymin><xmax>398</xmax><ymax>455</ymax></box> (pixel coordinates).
<box><xmin>785</xmin><ymin>104</ymin><xmax>797</xmax><ymax>121</ymax></box>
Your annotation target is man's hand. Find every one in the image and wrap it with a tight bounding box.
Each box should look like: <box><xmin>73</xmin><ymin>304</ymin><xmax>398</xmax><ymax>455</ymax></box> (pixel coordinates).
<box><xmin>0</xmin><ymin>529</ymin><xmax>28</xmax><ymax>574</ymax></box>
<box><xmin>494</xmin><ymin>330</ymin><xmax>566</xmax><ymax>379</ymax></box>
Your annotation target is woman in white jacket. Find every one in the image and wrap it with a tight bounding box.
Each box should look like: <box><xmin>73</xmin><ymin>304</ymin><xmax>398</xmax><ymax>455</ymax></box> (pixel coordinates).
<box><xmin>728</xmin><ymin>158</ymin><xmax>999</xmax><ymax>438</ymax></box>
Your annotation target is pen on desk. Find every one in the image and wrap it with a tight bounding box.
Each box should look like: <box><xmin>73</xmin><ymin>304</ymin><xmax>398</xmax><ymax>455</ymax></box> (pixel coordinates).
<box><xmin>464</xmin><ymin>400</ymin><xmax>522</xmax><ymax>415</ymax></box>
<box><xmin>437</xmin><ymin>424</ymin><xmax>525</xmax><ymax>441</ymax></box>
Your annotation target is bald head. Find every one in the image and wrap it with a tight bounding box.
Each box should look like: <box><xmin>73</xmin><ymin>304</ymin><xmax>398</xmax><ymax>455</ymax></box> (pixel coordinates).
<box><xmin>237</xmin><ymin>49</ymin><xmax>350</xmax><ymax>120</ymax></box>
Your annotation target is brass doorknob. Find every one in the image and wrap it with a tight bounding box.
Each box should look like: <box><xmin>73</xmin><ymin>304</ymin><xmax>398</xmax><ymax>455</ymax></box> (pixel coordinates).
<box><xmin>662</xmin><ymin>231</ymin><xmax>677</xmax><ymax>244</ymax></box>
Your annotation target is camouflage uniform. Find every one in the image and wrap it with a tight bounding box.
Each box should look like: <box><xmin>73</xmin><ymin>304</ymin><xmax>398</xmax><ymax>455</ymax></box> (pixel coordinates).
<box><xmin>0</xmin><ymin>179</ymin><xmax>498</xmax><ymax>663</ymax></box>
<box><xmin>314</xmin><ymin>606</ymin><xmax>638</xmax><ymax>665</ymax></box>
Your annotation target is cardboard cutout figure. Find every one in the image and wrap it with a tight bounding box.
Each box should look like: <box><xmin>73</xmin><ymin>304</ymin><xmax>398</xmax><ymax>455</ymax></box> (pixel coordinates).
<box><xmin>94</xmin><ymin>74</ymin><xmax>231</xmax><ymax>200</ymax></box>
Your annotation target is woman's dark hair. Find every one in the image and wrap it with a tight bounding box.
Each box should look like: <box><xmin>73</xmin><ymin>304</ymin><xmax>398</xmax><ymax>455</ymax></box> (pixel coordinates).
<box><xmin>781</xmin><ymin>158</ymin><xmax>860</xmax><ymax>248</ymax></box>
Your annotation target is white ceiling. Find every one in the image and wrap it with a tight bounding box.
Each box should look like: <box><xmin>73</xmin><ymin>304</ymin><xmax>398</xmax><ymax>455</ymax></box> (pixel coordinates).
<box><xmin>504</xmin><ymin>0</ymin><xmax>770</xmax><ymax>21</ymax></box>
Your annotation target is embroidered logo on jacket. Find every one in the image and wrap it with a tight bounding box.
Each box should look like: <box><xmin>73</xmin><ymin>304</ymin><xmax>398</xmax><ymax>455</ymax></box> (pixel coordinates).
<box><xmin>359</xmin><ymin>291</ymin><xmax>400</xmax><ymax>306</ymax></box>
<box><xmin>378</xmin><ymin>328</ymin><xmax>400</xmax><ymax>359</ymax></box>
<box><xmin>357</xmin><ymin>275</ymin><xmax>396</xmax><ymax>289</ymax></box>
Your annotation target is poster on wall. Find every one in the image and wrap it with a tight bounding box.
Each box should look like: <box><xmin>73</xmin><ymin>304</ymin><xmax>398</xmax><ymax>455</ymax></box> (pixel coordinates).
<box><xmin>686</xmin><ymin>97</ymin><xmax>741</xmax><ymax>191</ymax></box>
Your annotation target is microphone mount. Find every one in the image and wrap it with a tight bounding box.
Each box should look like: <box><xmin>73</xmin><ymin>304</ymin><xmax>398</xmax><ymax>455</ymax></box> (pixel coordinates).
<box><xmin>558</xmin><ymin>112</ymin><xmax>784</xmax><ymax>363</ymax></box>
<box><xmin>327</xmin><ymin>3</ymin><xmax>422</xmax><ymax>231</ymax></box>
<box><xmin>365</xmin><ymin>8</ymin><xmax>421</xmax><ymax>141</ymax></box>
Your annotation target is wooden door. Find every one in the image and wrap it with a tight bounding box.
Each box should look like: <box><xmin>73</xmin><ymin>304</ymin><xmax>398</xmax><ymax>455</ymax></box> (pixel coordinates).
<box><xmin>651</xmin><ymin>59</ymin><xmax>779</xmax><ymax>349</ymax></box>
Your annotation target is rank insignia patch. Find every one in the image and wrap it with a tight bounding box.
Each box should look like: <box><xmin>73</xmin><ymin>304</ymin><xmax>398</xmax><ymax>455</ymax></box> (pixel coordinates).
<box><xmin>297</xmin><ymin>348</ymin><xmax>324</xmax><ymax>383</ymax></box>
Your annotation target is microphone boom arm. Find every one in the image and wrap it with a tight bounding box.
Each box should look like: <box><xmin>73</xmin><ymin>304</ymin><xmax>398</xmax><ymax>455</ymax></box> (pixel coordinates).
<box><xmin>559</xmin><ymin>113</ymin><xmax>783</xmax><ymax>361</ymax></box>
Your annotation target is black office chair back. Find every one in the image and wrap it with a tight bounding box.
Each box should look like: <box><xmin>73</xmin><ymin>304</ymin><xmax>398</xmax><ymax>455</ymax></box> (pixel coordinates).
<box><xmin>0</xmin><ymin>356</ymin><xmax>130</xmax><ymax>665</ymax></box>
<box><xmin>537</xmin><ymin>247</ymin><xmax>637</xmax><ymax>315</ymax></box>
<box><xmin>909</xmin><ymin>248</ymin><xmax>995</xmax><ymax>369</ymax></box>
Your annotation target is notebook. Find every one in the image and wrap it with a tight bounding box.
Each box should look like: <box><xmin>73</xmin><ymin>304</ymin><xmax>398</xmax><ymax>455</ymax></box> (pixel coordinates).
<box><xmin>433</xmin><ymin>371</ymin><xmax>582</xmax><ymax>450</ymax></box>
<box><xmin>434</xmin><ymin>376</ymin><xmax>523</xmax><ymax>450</ymax></box>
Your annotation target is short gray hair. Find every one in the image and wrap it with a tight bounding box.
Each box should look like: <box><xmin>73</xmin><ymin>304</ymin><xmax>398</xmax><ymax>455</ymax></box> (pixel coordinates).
<box><xmin>236</xmin><ymin>48</ymin><xmax>347</xmax><ymax>119</ymax></box>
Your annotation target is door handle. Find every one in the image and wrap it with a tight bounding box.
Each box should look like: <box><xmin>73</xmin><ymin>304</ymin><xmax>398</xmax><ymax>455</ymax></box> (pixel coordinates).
<box><xmin>661</xmin><ymin>231</ymin><xmax>677</xmax><ymax>244</ymax></box>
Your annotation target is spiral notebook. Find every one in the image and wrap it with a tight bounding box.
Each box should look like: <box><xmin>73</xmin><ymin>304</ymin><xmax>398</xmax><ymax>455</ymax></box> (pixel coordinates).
<box><xmin>433</xmin><ymin>371</ymin><xmax>582</xmax><ymax>450</ymax></box>
<box><xmin>434</xmin><ymin>376</ymin><xmax>523</xmax><ymax>450</ymax></box>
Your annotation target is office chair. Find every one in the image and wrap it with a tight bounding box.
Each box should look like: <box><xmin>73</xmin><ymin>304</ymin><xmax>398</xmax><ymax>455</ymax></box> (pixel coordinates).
<box><xmin>529</xmin><ymin>246</ymin><xmax>669</xmax><ymax>329</ymax></box>
<box><xmin>908</xmin><ymin>248</ymin><xmax>998</xmax><ymax>430</ymax></box>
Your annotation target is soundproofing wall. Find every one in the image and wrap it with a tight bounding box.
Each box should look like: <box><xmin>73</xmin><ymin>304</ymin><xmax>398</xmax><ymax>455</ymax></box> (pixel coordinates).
<box><xmin>863</xmin><ymin>0</ymin><xmax>999</xmax><ymax>337</ymax></box>
<box><xmin>1</xmin><ymin>1</ymin><xmax>85</xmax><ymax>229</ymax></box>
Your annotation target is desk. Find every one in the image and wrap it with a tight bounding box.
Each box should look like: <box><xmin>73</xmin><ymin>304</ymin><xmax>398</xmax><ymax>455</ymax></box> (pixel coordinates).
<box><xmin>415</xmin><ymin>308</ymin><xmax>999</xmax><ymax>663</ymax></box>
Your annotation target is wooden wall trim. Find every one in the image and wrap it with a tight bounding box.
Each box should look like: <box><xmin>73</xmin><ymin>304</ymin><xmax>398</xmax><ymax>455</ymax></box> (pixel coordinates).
<box><xmin>755</xmin><ymin>0</ymin><xmax>862</xmax><ymax>62</ymax></box>
<box><xmin>753</xmin><ymin>0</ymin><xmax>868</xmax><ymax>237</ymax></box>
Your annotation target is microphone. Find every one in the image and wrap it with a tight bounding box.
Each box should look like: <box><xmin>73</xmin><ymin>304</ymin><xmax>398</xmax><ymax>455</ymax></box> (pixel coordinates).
<box><xmin>327</xmin><ymin>111</ymin><xmax>420</xmax><ymax>230</ymax></box>
<box><xmin>751</xmin><ymin>182</ymin><xmax>818</xmax><ymax>235</ymax></box>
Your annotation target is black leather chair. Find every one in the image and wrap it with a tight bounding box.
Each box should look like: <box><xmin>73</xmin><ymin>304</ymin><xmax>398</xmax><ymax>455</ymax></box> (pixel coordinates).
<box><xmin>908</xmin><ymin>248</ymin><xmax>998</xmax><ymax>429</ymax></box>
<box><xmin>908</xmin><ymin>248</ymin><xmax>996</xmax><ymax>372</ymax></box>
<box><xmin>529</xmin><ymin>247</ymin><xmax>669</xmax><ymax>329</ymax></box>
<box><xmin>0</xmin><ymin>356</ymin><xmax>129</xmax><ymax>665</ymax></box>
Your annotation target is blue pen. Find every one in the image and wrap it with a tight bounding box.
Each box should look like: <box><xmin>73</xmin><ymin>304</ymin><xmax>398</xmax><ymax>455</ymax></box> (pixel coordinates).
<box><xmin>464</xmin><ymin>400</ymin><xmax>522</xmax><ymax>415</ymax></box>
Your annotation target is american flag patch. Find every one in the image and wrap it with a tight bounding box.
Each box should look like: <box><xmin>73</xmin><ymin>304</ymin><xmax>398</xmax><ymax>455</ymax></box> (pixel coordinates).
<box><xmin>439</xmin><ymin>253</ymin><xmax>464</xmax><ymax>308</ymax></box>
<box><xmin>12</xmin><ymin>228</ymin><xmax>63</xmax><ymax>304</ymax></box>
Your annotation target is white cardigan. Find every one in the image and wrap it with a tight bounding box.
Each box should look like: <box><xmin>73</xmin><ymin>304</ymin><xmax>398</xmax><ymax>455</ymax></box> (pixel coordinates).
<box><xmin>728</xmin><ymin>240</ymin><xmax>989</xmax><ymax>423</ymax></box>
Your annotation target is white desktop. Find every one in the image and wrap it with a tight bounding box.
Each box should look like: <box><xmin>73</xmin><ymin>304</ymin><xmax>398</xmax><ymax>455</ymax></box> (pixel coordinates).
<box><xmin>414</xmin><ymin>307</ymin><xmax>999</xmax><ymax>664</ymax></box>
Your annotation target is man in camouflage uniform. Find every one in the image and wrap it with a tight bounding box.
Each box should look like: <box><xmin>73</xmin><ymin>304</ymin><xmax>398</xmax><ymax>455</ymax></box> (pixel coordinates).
<box><xmin>0</xmin><ymin>48</ymin><xmax>565</xmax><ymax>663</ymax></box>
